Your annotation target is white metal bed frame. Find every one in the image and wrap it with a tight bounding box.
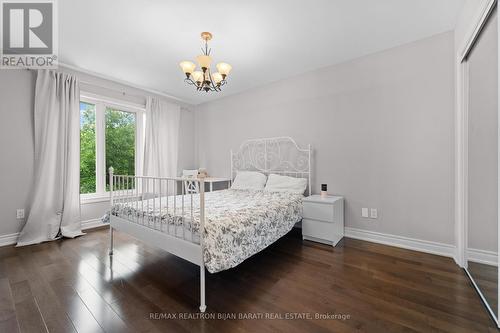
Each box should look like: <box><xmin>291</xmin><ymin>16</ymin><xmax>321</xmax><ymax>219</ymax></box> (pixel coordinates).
<box><xmin>231</xmin><ymin>136</ymin><xmax>312</xmax><ymax>195</ymax></box>
<box><xmin>108</xmin><ymin>137</ymin><xmax>312</xmax><ymax>312</ymax></box>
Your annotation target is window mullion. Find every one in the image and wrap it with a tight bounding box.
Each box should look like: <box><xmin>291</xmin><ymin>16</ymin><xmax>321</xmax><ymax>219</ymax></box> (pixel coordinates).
<box><xmin>136</xmin><ymin>110</ymin><xmax>144</xmax><ymax>177</ymax></box>
<box><xmin>95</xmin><ymin>103</ymin><xmax>106</xmax><ymax>194</ymax></box>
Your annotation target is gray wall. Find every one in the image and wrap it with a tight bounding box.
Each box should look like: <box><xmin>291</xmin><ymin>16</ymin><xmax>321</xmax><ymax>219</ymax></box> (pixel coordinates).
<box><xmin>0</xmin><ymin>68</ymin><xmax>196</xmax><ymax>237</ymax></box>
<box><xmin>195</xmin><ymin>32</ymin><xmax>455</xmax><ymax>245</ymax></box>
<box><xmin>0</xmin><ymin>70</ymin><xmax>36</xmax><ymax>236</ymax></box>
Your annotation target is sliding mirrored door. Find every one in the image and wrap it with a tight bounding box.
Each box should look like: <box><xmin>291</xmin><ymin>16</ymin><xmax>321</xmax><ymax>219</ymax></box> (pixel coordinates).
<box><xmin>465</xmin><ymin>3</ymin><xmax>499</xmax><ymax>325</ymax></box>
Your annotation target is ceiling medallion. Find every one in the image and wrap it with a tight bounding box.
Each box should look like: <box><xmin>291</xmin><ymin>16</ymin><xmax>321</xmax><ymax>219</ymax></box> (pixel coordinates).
<box><xmin>179</xmin><ymin>32</ymin><xmax>232</xmax><ymax>92</ymax></box>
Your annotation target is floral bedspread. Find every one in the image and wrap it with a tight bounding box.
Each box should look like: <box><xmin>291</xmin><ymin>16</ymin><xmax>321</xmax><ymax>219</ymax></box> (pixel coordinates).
<box><xmin>109</xmin><ymin>189</ymin><xmax>303</xmax><ymax>273</ymax></box>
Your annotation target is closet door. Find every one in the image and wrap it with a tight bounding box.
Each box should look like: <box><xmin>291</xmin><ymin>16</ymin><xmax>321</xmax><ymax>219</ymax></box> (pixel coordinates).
<box><xmin>466</xmin><ymin>6</ymin><xmax>499</xmax><ymax>323</ymax></box>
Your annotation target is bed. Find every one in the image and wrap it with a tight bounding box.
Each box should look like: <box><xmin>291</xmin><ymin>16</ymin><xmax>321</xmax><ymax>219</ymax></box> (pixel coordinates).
<box><xmin>108</xmin><ymin>137</ymin><xmax>312</xmax><ymax>312</ymax></box>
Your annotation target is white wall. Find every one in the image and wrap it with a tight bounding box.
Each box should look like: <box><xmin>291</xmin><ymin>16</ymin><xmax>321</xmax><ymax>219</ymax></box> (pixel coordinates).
<box><xmin>0</xmin><ymin>68</ymin><xmax>196</xmax><ymax>238</ymax></box>
<box><xmin>195</xmin><ymin>32</ymin><xmax>455</xmax><ymax>245</ymax></box>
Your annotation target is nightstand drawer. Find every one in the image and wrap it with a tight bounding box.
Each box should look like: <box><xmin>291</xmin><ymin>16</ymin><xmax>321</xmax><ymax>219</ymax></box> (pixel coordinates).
<box><xmin>303</xmin><ymin>202</ymin><xmax>334</xmax><ymax>222</ymax></box>
<box><xmin>302</xmin><ymin>219</ymin><xmax>336</xmax><ymax>241</ymax></box>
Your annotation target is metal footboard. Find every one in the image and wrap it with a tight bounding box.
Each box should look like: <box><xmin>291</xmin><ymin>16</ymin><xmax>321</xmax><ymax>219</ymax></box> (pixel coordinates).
<box><xmin>107</xmin><ymin>167</ymin><xmax>207</xmax><ymax>312</ymax></box>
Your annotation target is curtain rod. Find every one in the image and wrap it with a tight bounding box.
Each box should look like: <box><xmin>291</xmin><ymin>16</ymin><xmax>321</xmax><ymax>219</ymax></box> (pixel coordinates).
<box><xmin>78</xmin><ymin>79</ymin><xmax>148</xmax><ymax>101</ymax></box>
<box><xmin>24</xmin><ymin>64</ymin><xmax>193</xmax><ymax>108</ymax></box>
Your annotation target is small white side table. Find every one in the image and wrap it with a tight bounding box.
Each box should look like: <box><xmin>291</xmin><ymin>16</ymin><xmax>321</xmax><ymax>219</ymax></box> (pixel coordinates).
<box><xmin>302</xmin><ymin>195</ymin><xmax>344</xmax><ymax>246</ymax></box>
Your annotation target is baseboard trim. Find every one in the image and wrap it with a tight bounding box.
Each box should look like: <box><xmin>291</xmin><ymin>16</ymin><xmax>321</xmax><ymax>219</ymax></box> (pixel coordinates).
<box><xmin>0</xmin><ymin>232</ymin><xmax>20</xmax><ymax>247</ymax></box>
<box><xmin>81</xmin><ymin>218</ymin><xmax>107</xmax><ymax>230</ymax></box>
<box><xmin>467</xmin><ymin>248</ymin><xmax>498</xmax><ymax>266</ymax></box>
<box><xmin>345</xmin><ymin>227</ymin><xmax>456</xmax><ymax>260</ymax></box>
<box><xmin>0</xmin><ymin>223</ymin><xmax>461</xmax><ymax>262</ymax></box>
<box><xmin>0</xmin><ymin>218</ymin><xmax>107</xmax><ymax>247</ymax></box>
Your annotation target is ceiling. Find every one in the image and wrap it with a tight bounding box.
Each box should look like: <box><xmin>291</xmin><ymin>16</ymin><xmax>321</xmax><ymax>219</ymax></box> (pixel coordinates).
<box><xmin>60</xmin><ymin>0</ymin><xmax>465</xmax><ymax>105</ymax></box>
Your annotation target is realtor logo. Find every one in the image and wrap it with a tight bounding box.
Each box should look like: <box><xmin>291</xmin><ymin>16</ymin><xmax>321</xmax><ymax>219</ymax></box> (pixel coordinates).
<box><xmin>1</xmin><ymin>0</ymin><xmax>57</xmax><ymax>68</ymax></box>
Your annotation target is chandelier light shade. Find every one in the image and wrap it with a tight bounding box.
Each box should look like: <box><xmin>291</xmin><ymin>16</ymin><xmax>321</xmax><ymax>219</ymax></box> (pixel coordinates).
<box><xmin>179</xmin><ymin>61</ymin><xmax>196</xmax><ymax>74</ymax></box>
<box><xmin>191</xmin><ymin>71</ymin><xmax>204</xmax><ymax>83</ymax></box>
<box><xmin>179</xmin><ymin>32</ymin><xmax>232</xmax><ymax>92</ymax></box>
<box><xmin>196</xmin><ymin>55</ymin><xmax>212</xmax><ymax>69</ymax></box>
<box><xmin>212</xmin><ymin>72</ymin><xmax>223</xmax><ymax>84</ymax></box>
<box><xmin>216</xmin><ymin>62</ymin><xmax>232</xmax><ymax>77</ymax></box>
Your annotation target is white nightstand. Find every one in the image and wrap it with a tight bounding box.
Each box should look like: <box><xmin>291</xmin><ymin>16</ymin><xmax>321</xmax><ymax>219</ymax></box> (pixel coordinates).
<box><xmin>302</xmin><ymin>195</ymin><xmax>344</xmax><ymax>246</ymax></box>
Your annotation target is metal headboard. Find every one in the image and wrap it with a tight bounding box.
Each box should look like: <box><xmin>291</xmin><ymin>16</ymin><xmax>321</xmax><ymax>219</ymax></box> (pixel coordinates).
<box><xmin>230</xmin><ymin>137</ymin><xmax>312</xmax><ymax>195</ymax></box>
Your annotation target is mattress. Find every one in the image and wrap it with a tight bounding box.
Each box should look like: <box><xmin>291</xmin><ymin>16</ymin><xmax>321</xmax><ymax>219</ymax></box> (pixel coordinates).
<box><xmin>109</xmin><ymin>189</ymin><xmax>303</xmax><ymax>273</ymax></box>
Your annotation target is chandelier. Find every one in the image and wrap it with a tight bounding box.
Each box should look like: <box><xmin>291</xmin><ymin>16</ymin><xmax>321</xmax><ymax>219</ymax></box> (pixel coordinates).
<box><xmin>179</xmin><ymin>32</ymin><xmax>232</xmax><ymax>92</ymax></box>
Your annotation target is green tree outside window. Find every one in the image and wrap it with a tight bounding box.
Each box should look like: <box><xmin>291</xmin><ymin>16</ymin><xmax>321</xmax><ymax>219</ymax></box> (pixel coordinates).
<box><xmin>79</xmin><ymin>103</ymin><xmax>136</xmax><ymax>194</ymax></box>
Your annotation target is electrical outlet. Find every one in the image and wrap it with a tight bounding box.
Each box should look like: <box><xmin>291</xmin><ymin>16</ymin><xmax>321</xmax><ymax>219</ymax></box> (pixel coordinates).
<box><xmin>361</xmin><ymin>208</ymin><xmax>369</xmax><ymax>218</ymax></box>
<box><xmin>370</xmin><ymin>208</ymin><xmax>378</xmax><ymax>219</ymax></box>
<box><xmin>16</xmin><ymin>209</ymin><xmax>25</xmax><ymax>219</ymax></box>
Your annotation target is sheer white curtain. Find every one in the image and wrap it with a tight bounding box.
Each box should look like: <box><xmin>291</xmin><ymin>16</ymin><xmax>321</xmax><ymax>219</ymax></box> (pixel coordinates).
<box><xmin>143</xmin><ymin>97</ymin><xmax>181</xmax><ymax>181</ymax></box>
<box><xmin>17</xmin><ymin>70</ymin><xmax>83</xmax><ymax>246</ymax></box>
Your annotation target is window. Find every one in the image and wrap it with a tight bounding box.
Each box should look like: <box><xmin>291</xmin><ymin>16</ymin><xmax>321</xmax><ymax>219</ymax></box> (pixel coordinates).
<box><xmin>80</xmin><ymin>94</ymin><xmax>144</xmax><ymax>202</ymax></box>
<box><xmin>80</xmin><ymin>102</ymin><xmax>96</xmax><ymax>194</ymax></box>
<box><xmin>105</xmin><ymin>108</ymin><xmax>136</xmax><ymax>190</ymax></box>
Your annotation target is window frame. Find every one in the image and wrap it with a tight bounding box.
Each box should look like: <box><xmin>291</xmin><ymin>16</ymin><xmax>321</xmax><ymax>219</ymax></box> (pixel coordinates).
<box><xmin>80</xmin><ymin>92</ymin><xmax>145</xmax><ymax>204</ymax></box>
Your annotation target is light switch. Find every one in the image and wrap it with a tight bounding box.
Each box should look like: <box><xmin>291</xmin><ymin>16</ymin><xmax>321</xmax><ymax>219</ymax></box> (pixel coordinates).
<box><xmin>16</xmin><ymin>209</ymin><xmax>24</xmax><ymax>219</ymax></box>
<box><xmin>370</xmin><ymin>208</ymin><xmax>378</xmax><ymax>219</ymax></box>
<box><xmin>361</xmin><ymin>208</ymin><xmax>369</xmax><ymax>218</ymax></box>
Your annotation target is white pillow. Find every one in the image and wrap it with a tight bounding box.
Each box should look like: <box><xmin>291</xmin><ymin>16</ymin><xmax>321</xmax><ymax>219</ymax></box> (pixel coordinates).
<box><xmin>264</xmin><ymin>174</ymin><xmax>307</xmax><ymax>194</ymax></box>
<box><xmin>231</xmin><ymin>171</ymin><xmax>267</xmax><ymax>190</ymax></box>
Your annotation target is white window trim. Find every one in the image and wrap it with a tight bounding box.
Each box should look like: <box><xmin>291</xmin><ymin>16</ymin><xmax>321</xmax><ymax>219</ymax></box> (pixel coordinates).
<box><xmin>80</xmin><ymin>92</ymin><xmax>145</xmax><ymax>204</ymax></box>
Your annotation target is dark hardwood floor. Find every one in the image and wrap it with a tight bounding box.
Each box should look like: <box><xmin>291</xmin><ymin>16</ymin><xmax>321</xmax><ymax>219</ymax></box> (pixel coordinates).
<box><xmin>0</xmin><ymin>227</ymin><xmax>497</xmax><ymax>333</ymax></box>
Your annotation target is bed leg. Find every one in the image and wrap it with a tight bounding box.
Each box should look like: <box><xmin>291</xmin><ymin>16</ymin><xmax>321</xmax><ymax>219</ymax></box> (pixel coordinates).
<box><xmin>109</xmin><ymin>226</ymin><xmax>114</xmax><ymax>256</ymax></box>
<box><xmin>199</xmin><ymin>265</ymin><xmax>206</xmax><ymax>313</ymax></box>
